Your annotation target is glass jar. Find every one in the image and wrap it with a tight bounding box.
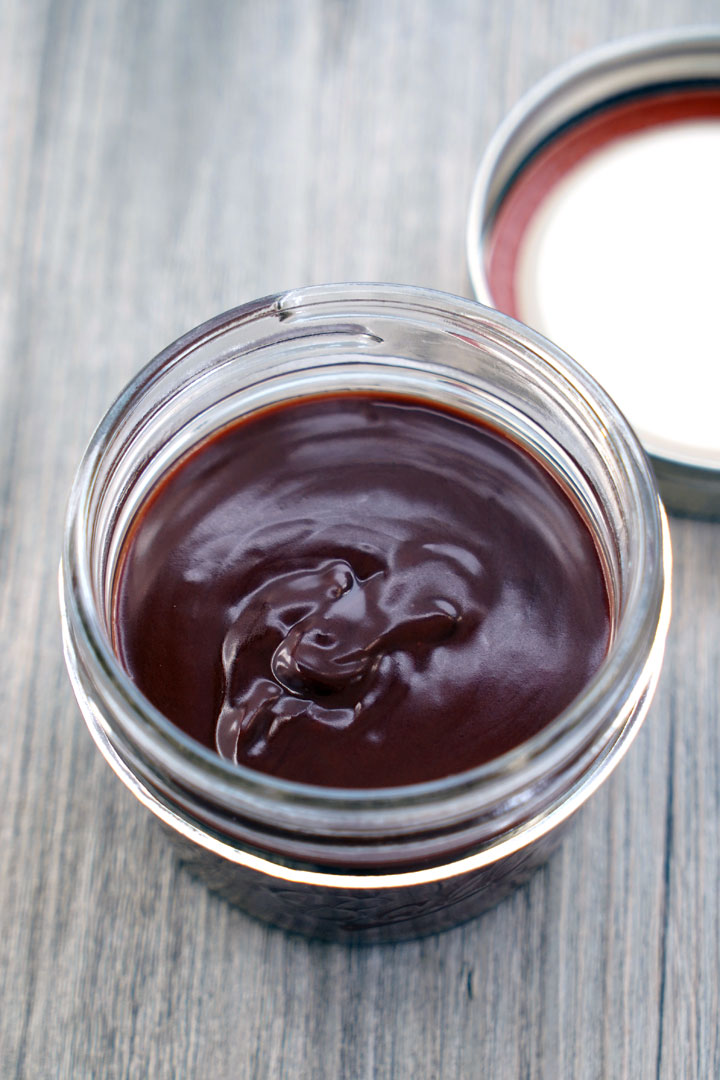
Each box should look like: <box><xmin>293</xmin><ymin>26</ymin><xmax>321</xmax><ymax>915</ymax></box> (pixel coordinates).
<box><xmin>60</xmin><ymin>283</ymin><xmax>671</xmax><ymax>942</ymax></box>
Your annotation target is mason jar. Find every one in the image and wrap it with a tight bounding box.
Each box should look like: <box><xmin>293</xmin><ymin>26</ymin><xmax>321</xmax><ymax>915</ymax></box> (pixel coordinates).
<box><xmin>59</xmin><ymin>283</ymin><xmax>671</xmax><ymax>942</ymax></box>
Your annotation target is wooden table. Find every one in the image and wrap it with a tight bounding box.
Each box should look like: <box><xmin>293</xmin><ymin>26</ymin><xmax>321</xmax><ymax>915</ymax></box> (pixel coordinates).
<box><xmin>2</xmin><ymin>3</ymin><xmax>719</xmax><ymax>1077</ymax></box>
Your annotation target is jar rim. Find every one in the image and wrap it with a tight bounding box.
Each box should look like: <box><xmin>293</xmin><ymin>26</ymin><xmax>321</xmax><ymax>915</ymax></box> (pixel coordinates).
<box><xmin>62</xmin><ymin>282</ymin><xmax>671</xmax><ymax>826</ymax></box>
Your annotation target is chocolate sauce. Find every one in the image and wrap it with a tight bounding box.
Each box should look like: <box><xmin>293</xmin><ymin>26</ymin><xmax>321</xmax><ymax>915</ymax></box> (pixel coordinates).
<box><xmin>113</xmin><ymin>394</ymin><xmax>610</xmax><ymax>788</ymax></box>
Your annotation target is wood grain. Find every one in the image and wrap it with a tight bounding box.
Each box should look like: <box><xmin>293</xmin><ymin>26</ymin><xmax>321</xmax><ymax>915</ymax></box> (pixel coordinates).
<box><xmin>1</xmin><ymin>2</ymin><xmax>719</xmax><ymax>1077</ymax></box>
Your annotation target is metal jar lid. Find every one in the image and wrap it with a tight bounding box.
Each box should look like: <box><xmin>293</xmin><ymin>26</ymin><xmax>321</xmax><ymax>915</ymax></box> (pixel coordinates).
<box><xmin>467</xmin><ymin>27</ymin><xmax>720</xmax><ymax>517</ymax></box>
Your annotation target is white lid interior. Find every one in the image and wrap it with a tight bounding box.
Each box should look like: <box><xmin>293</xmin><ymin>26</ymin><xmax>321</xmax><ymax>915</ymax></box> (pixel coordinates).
<box><xmin>515</xmin><ymin>117</ymin><xmax>720</xmax><ymax>471</ymax></box>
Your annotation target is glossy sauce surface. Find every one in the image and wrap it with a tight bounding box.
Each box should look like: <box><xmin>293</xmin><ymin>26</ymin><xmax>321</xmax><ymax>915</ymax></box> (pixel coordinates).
<box><xmin>114</xmin><ymin>394</ymin><xmax>610</xmax><ymax>788</ymax></box>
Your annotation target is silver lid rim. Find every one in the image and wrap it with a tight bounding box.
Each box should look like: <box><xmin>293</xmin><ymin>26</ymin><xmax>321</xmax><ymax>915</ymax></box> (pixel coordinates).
<box><xmin>466</xmin><ymin>26</ymin><xmax>720</xmax><ymax>512</ymax></box>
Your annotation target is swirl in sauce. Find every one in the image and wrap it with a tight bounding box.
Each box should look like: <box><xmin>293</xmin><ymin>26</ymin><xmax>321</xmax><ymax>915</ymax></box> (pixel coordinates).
<box><xmin>113</xmin><ymin>394</ymin><xmax>610</xmax><ymax>788</ymax></box>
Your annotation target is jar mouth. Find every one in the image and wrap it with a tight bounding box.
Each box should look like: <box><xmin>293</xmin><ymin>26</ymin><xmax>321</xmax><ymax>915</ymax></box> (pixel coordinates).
<box><xmin>62</xmin><ymin>283</ymin><xmax>671</xmax><ymax>829</ymax></box>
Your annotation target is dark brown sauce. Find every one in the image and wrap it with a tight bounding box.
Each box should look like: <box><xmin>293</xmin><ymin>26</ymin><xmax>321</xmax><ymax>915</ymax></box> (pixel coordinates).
<box><xmin>113</xmin><ymin>394</ymin><xmax>610</xmax><ymax>788</ymax></box>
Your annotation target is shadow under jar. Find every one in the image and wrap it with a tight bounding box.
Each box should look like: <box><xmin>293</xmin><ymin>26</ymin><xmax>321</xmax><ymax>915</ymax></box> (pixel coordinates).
<box><xmin>60</xmin><ymin>284</ymin><xmax>671</xmax><ymax>943</ymax></box>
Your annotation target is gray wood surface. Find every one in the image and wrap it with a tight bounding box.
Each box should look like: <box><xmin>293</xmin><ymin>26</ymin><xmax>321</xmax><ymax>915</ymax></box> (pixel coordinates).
<box><xmin>2</xmin><ymin>2</ymin><xmax>719</xmax><ymax>1077</ymax></box>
